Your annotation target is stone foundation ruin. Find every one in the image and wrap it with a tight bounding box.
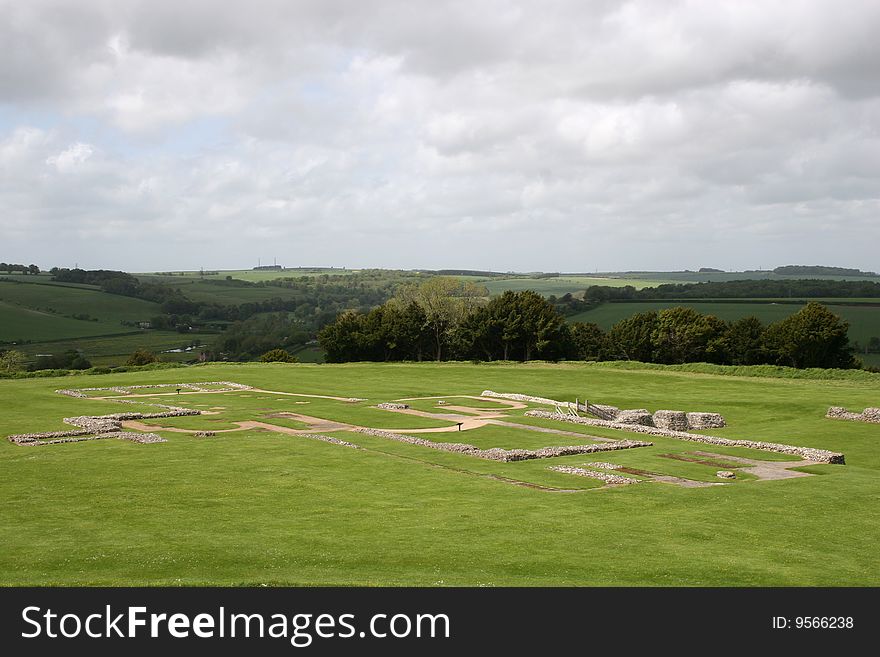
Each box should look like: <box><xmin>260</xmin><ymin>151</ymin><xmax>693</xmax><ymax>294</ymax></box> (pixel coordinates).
<box><xmin>480</xmin><ymin>390</ymin><xmax>726</xmax><ymax>430</ymax></box>
<box><xmin>525</xmin><ymin>410</ymin><xmax>844</xmax><ymax>464</ymax></box>
<box><xmin>826</xmin><ymin>406</ymin><xmax>880</xmax><ymax>424</ymax></box>
<box><xmin>353</xmin><ymin>428</ymin><xmax>651</xmax><ymax>462</ymax></box>
<box><xmin>548</xmin><ymin>465</ymin><xmax>640</xmax><ymax>485</ymax></box>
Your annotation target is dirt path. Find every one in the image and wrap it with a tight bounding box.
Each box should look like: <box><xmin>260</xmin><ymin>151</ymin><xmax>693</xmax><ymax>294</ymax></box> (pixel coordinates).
<box><xmin>96</xmin><ymin>388</ymin><xmax>360</xmax><ymax>402</ymax></box>
<box><xmin>691</xmin><ymin>451</ymin><xmax>818</xmax><ymax>481</ymax></box>
<box><xmin>393</xmin><ymin>395</ymin><xmax>528</xmax><ymax>410</ymax></box>
<box><xmin>486</xmin><ymin>419</ymin><xmax>617</xmax><ymax>442</ymax></box>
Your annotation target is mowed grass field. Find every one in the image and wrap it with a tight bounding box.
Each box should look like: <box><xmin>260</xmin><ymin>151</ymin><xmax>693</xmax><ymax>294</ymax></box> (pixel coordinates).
<box><xmin>1</xmin><ymin>361</ymin><xmax>878</xmax><ymax>586</ymax></box>
<box><xmin>570</xmin><ymin>301</ymin><xmax>880</xmax><ymax>347</ymax></box>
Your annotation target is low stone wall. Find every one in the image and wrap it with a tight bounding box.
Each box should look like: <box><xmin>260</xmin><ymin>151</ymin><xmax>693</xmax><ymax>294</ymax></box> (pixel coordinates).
<box><xmin>377</xmin><ymin>403</ymin><xmax>410</xmax><ymax>410</ymax></box>
<box><xmin>10</xmin><ymin>431</ymin><xmax>165</xmax><ymax>446</ymax></box>
<box><xmin>481</xmin><ymin>390</ymin><xmax>575</xmax><ymax>408</ymax></box>
<box><xmin>583</xmin><ymin>461</ymin><xmax>621</xmax><ymax>470</ymax></box>
<box><xmin>55</xmin><ymin>389</ymin><xmax>87</xmax><ymax>398</ymax></box>
<box><xmin>616</xmin><ymin>409</ymin><xmax>655</xmax><ymax>426</ymax></box>
<box><xmin>8</xmin><ymin>429</ymin><xmax>92</xmax><ymax>445</ymax></box>
<box><xmin>525</xmin><ymin>410</ymin><xmax>845</xmax><ymax>464</ymax></box>
<box><xmin>63</xmin><ymin>416</ymin><xmax>123</xmax><ymax>432</ymax></box>
<box><xmin>652</xmin><ymin>410</ymin><xmax>689</xmax><ymax>431</ymax></box>
<box><xmin>686</xmin><ymin>412</ymin><xmax>726</xmax><ymax>429</ymax></box>
<box><xmin>55</xmin><ymin>381</ymin><xmax>253</xmax><ymax>397</ymax></box>
<box><xmin>482</xmin><ymin>390</ymin><xmax>725</xmax><ymax>430</ymax></box>
<box><xmin>353</xmin><ymin>428</ymin><xmax>650</xmax><ymax>462</ymax></box>
<box><xmin>292</xmin><ymin>433</ymin><xmax>359</xmax><ymax>449</ymax></box>
<box><xmin>826</xmin><ymin>406</ymin><xmax>880</xmax><ymax>424</ymax></box>
<box><xmin>9</xmin><ymin>407</ymin><xmax>196</xmax><ymax>446</ymax></box>
<box><xmin>548</xmin><ymin>465</ymin><xmax>639</xmax><ymax>485</ymax></box>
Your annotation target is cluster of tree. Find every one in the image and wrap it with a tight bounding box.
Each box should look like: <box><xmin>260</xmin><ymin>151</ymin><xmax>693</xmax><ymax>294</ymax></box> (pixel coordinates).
<box><xmin>0</xmin><ymin>349</ymin><xmax>26</xmax><ymax>372</ymax></box>
<box><xmin>125</xmin><ymin>349</ymin><xmax>159</xmax><ymax>366</ymax></box>
<box><xmin>547</xmin><ymin>293</ymin><xmax>591</xmax><ymax>316</ymax></box>
<box><xmin>575</xmin><ymin>303</ymin><xmax>856</xmax><ymax>369</ymax></box>
<box><xmin>583</xmin><ymin>278</ymin><xmax>880</xmax><ymax>302</ymax></box>
<box><xmin>320</xmin><ymin>278</ymin><xmax>497</xmax><ymax>362</ymax></box>
<box><xmin>208</xmin><ymin>313</ymin><xmax>311</xmax><ymax>361</ymax></box>
<box><xmin>29</xmin><ymin>350</ymin><xmax>92</xmax><ymax>371</ymax></box>
<box><xmin>259</xmin><ymin>348</ymin><xmax>299</xmax><ymax>363</ymax></box>
<box><xmin>773</xmin><ymin>265</ymin><xmax>878</xmax><ymax>277</ymax></box>
<box><xmin>0</xmin><ymin>263</ymin><xmax>40</xmax><ymax>274</ymax></box>
<box><xmin>319</xmin><ymin>286</ymin><xmax>858</xmax><ymax>370</ymax></box>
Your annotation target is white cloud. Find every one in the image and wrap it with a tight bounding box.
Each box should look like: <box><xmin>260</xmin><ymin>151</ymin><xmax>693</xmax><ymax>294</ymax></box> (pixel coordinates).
<box><xmin>0</xmin><ymin>0</ymin><xmax>879</xmax><ymax>271</ymax></box>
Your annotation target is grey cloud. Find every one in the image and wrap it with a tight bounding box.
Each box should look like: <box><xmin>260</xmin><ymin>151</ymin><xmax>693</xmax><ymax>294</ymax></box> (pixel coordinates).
<box><xmin>1</xmin><ymin>0</ymin><xmax>879</xmax><ymax>272</ymax></box>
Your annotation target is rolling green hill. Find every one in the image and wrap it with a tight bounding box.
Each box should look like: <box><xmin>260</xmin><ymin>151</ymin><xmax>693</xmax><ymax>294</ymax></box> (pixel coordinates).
<box><xmin>0</xmin><ymin>278</ymin><xmax>161</xmax><ymax>343</ymax></box>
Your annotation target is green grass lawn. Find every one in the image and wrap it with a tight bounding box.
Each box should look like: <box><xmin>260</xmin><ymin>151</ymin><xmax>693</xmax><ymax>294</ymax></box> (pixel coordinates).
<box><xmin>569</xmin><ymin>301</ymin><xmax>880</xmax><ymax>346</ymax></box>
<box><xmin>1</xmin><ymin>361</ymin><xmax>878</xmax><ymax>586</ymax></box>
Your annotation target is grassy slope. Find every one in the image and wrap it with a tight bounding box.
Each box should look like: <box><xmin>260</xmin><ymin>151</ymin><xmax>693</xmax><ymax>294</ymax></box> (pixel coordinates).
<box><xmin>569</xmin><ymin>301</ymin><xmax>880</xmax><ymax>346</ymax></box>
<box><xmin>0</xmin><ymin>279</ymin><xmax>160</xmax><ymax>342</ymax></box>
<box><xmin>1</xmin><ymin>361</ymin><xmax>878</xmax><ymax>586</ymax></box>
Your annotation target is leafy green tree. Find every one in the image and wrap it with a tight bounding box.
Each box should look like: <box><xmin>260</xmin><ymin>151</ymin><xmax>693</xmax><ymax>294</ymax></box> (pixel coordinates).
<box><xmin>764</xmin><ymin>302</ymin><xmax>856</xmax><ymax>369</ymax></box>
<box><xmin>396</xmin><ymin>277</ymin><xmax>486</xmax><ymax>361</ymax></box>
<box><xmin>259</xmin><ymin>348</ymin><xmax>298</xmax><ymax>363</ymax></box>
<box><xmin>723</xmin><ymin>316</ymin><xmax>768</xmax><ymax>365</ymax></box>
<box><xmin>651</xmin><ymin>307</ymin><xmax>726</xmax><ymax>364</ymax></box>
<box><xmin>126</xmin><ymin>349</ymin><xmax>159</xmax><ymax>366</ymax></box>
<box><xmin>0</xmin><ymin>349</ymin><xmax>26</xmax><ymax>373</ymax></box>
<box><xmin>318</xmin><ymin>310</ymin><xmax>371</xmax><ymax>363</ymax></box>
<box><xmin>608</xmin><ymin>311</ymin><xmax>658</xmax><ymax>362</ymax></box>
<box><xmin>30</xmin><ymin>350</ymin><xmax>91</xmax><ymax>371</ymax></box>
<box><xmin>569</xmin><ymin>322</ymin><xmax>612</xmax><ymax>361</ymax></box>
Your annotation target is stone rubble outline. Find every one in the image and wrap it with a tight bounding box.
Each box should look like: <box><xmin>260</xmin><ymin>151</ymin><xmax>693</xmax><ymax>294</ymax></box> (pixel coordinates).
<box><xmin>524</xmin><ymin>410</ymin><xmax>844</xmax><ymax>464</ymax></box>
<box><xmin>547</xmin><ymin>466</ymin><xmax>640</xmax><ymax>485</ymax></box>
<box><xmin>9</xmin><ymin>431</ymin><xmax>165</xmax><ymax>446</ymax></box>
<box><xmin>291</xmin><ymin>433</ymin><xmax>359</xmax><ymax>449</ymax></box>
<box><xmin>481</xmin><ymin>390</ymin><xmax>725</xmax><ymax>430</ymax></box>
<box><xmin>55</xmin><ymin>381</ymin><xmax>253</xmax><ymax>397</ymax></box>
<box><xmin>826</xmin><ymin>406</ymin><xmax>880</xmax><ymax>424</ymax></box>
<box><xmin>353</xmin><ymin>427</ymin><xmax>651</xmax><ymax>462</ymax></box>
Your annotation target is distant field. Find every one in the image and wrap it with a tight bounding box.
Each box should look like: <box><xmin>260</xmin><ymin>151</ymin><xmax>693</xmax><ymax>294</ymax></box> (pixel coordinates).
<box><xmin>136</xmin><ymin>268</ymin><xmax>362</xmax><ymax>284</ymax></box>
<box><xmin>290</xmin><ymin>344</ymin><xmax>325</xmax><ymax>363</ymax></box>
<box><xmin>478</xmin><ymin>276</ymin><xmax>682</xmax><ymax>297</ymax></box>
<box><xmin>569</xmin><ymin>301</ymin><xmax>880</xmax><ymax>346</ymax></box>
<box><xmin>13</xmin><ymin>331</ymin><xmax>214</xmax><ymax>366</ymax></box>
<box><xmin>594</xmin><ymin>271</ymin><xmax>880</xmax><ymax>283</ymax></box>
<box><xmin>0</xmin><ymin>279</ymin><xmax>160</xmax><ymax>344</ymax></box>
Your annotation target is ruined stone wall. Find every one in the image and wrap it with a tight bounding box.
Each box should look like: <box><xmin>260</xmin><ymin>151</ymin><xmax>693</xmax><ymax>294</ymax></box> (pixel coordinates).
<box><xmin>548</xmin><ymin>465</ymin><xmax>640</xmax><ymax>485</ymax></box>
<box><xmin>482</xmin><ymin>390</ymin><xmax>725</xmax><ymax>430</ymax></box>
<box><xmin>525</xmin><ymin>410</ymin><xmax>844</xmax><ymax>464</ymax></box>
<box><xmin>826</xmin><ymin>406</ymin><xmax>880</xmax><ymax>424</ymax></box>
<box><xmin>353</xmin><ymin>428</ymin><xmax>650</xmax><ymax>462</ymax></box>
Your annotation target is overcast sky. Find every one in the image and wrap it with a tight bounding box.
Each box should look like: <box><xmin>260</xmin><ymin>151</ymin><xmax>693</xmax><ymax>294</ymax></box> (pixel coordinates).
<box><xmin>2</xmin><ymin>0</ymin><xmax>879</xmax><ymax>273</ymax></box>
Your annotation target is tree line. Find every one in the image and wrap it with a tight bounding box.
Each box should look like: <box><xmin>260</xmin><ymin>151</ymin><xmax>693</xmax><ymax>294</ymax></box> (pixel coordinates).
<box><xmin>583</xmin><ymin>278</ymin><xmax>880</xmax><ymax>302</ymax></box>
<box><xmin>0</xmin><ymin>263</ymin><xmax>40</xmax><ymax>274</ymax></box>
<box><xmin>318</xmin><ymin>278</ymin><xmax>858</xmax><ymax>369</ymax></box>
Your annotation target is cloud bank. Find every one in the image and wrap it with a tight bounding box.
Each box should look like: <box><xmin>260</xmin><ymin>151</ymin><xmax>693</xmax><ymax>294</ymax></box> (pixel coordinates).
<box><xmin>1</xmin><ymin>0</ymin><xmax>879</xmax><ymax>271</ymax></box>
